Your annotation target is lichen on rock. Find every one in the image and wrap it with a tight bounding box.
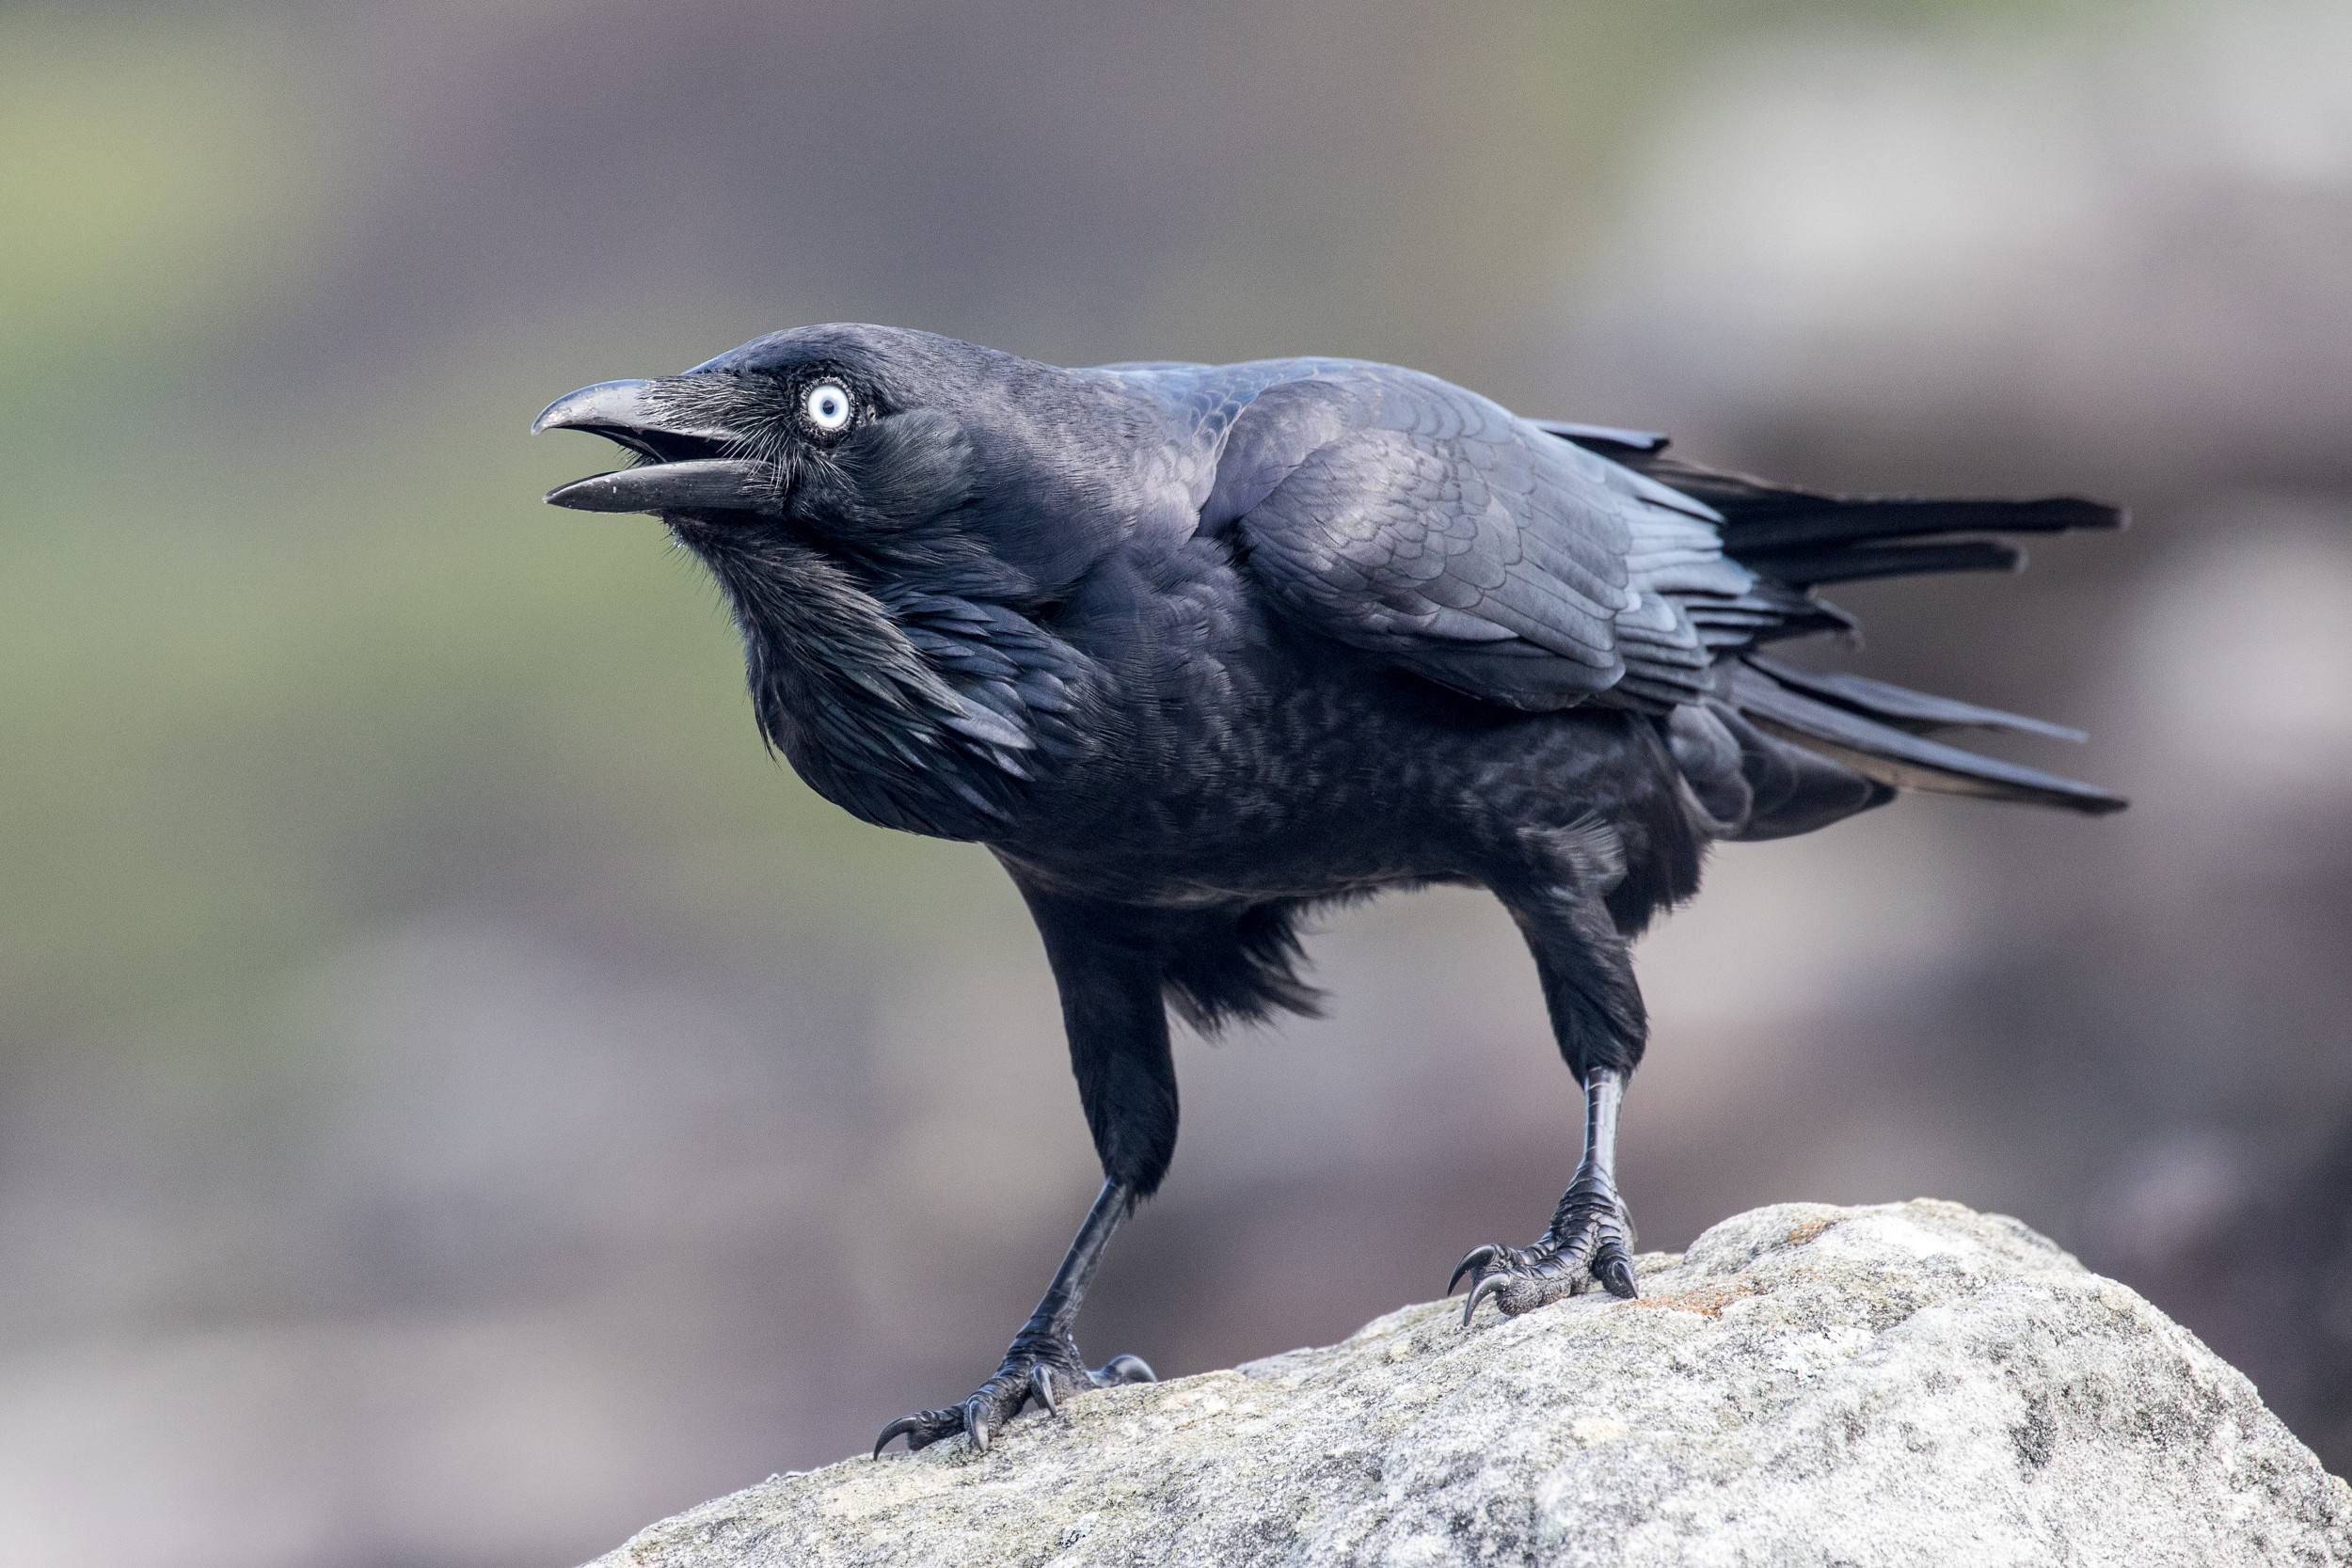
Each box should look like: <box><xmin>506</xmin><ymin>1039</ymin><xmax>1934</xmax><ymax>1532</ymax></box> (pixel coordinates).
<box><xmin>593</xmin><ymin>1199</ymin><xmax>2352</xmax><ymax>1567</ymax></box>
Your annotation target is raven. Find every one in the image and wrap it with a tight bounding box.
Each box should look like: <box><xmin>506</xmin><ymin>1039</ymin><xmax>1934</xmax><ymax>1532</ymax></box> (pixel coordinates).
<box><xmin>533</xmin><ymin>325</ymin><xmax>2124</xmax><ymax>1456</ymax></box>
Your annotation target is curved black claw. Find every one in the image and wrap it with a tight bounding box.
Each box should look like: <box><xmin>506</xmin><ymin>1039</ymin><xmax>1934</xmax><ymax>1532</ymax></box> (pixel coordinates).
<box><xmin>1454</xmin><ymin>1172</ymin><xmax>1637</xmax><ymax>1325</ymax></box>
<box><xmin>1448</xmin><ymin>1243</ymin><xmax>1502</xmax><ymax>1297</ymax></box>
<box><xmin>1594</xmin><ymin>1247</ymin><xmax>1638</xmax><ymax>1299</ymax></box>
<box><xmin>873</xmin><ymin>1408</ymin><xmax>957</xmax><ymax>1459</ymax></box>
<box><xmin>1462</xmin><ymin>1270</ymin><xmax>1513</xmax><ymax>1328</ymax></box>
<box><xmin>872</xmin><ymin>1339</ymin><xmax>1155</xmax><ymax>1457</ymax></box>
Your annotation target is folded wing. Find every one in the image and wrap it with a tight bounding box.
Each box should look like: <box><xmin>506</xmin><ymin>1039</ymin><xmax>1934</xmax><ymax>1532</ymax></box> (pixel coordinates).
<box><xmin>1208</xmin><ymin>366</ymin><xmax>1729</xmax><ymax>712</ymax></box>
<box><xmin>1207</xmin><ymin>364</ymin><xmax>2124</xmax><ymax>828</ymax></box>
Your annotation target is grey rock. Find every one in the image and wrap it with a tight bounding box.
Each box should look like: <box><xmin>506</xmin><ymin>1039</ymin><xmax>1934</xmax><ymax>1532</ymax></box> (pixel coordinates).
<box><xmin>591</xmin><ymin>1200</ymin><xmax>2352</xmax><ymax>1567</ymax></box>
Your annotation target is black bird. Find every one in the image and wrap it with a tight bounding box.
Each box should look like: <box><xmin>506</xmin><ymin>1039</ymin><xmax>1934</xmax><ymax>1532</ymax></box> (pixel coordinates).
<box><xmin>533</xmin><ymin>325</ymin><xmax>2125</xmax><ymax>1456</ymax></box>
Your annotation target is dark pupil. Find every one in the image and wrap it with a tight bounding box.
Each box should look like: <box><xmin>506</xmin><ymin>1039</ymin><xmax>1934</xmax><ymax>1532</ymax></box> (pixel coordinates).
<box><xmin>817</xmin><ymin>393</ymin><xmax>839</xmax><ymax>418</ymax></box>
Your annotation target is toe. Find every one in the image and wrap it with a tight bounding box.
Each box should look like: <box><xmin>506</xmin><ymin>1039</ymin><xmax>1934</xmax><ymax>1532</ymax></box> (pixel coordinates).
<box><xmin>886</xmin><ymin>1337</ymin><xmax>1149</xmax><ymax>1456</ymax></box>
<box><xmin>873</xmin><ymin>1409</ymin><xmax>955</xmax><ymax>1458</ymax></box>
<box><xmin>1091</xmin><ymin>1354</ymin><xmax>1156</xmax><ymax>1386</ymax></box>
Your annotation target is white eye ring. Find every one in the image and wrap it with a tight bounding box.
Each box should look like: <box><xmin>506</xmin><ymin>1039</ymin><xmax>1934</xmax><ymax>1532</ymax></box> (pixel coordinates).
<box><xmin>803</xmin><ymin>381</ymin><xmax>852</xmax><ymax>432</ymax></box>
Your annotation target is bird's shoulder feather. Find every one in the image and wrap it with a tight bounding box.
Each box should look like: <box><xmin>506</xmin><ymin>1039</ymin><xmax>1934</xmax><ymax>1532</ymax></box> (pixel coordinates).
<box><xmin>1179</xmin><ymin>361</ymin><xmax>1729</xmax><ymax>712</ymax></box>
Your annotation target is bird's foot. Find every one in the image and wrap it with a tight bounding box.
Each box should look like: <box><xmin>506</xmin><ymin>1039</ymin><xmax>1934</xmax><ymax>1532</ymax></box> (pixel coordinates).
<box><xmin>872</xmin><ymin>1327</ymin><xmax>1154</xmax><ymax>1456</ymax></box>
<box><xmin>1450</xmin><ymin>1164</ymin><xmax>1637</xmax><ymax>1323</ymax></box>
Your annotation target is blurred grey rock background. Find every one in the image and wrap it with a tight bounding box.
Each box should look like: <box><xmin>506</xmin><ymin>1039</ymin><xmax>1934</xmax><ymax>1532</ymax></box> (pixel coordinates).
<box><xmin>597</xmin><ymin>1202</ymin><xmax>2352</xmax><ymax>1568</ymax></box>
<box><xmin>1</xmin><ymin>3</ymin><xmax>2348</xmax><ymax>1566</ymax></box>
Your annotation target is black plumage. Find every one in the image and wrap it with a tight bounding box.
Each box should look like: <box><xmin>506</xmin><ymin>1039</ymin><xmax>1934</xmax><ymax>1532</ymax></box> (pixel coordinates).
<box><xmin>533</xmin><ymin>324</ymin><xmax>2125</xmax><ymax>1454</ymax></box>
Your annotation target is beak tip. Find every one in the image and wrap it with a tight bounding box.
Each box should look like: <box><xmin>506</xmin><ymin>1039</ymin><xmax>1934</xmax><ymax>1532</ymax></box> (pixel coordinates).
<box><xmin>530</xmin><ymin>393</ymin><xmax>582</xmax><ymax>436</ymax></box>
<box><xmin>532</xmin><ymin>379</ymin><xmax>660</xmax><ymax>440</ymax></box>
<box><xmin>544</xmin><ymin>475</ymin><xmax>618</xmax><ymax>512</ymax></box>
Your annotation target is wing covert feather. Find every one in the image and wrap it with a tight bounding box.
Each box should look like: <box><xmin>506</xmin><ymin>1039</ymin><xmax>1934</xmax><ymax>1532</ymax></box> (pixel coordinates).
<box><xmin>1211</xmin><ymin>369</ymin><xmax>1672</xmax><ymax>709</ymax></box>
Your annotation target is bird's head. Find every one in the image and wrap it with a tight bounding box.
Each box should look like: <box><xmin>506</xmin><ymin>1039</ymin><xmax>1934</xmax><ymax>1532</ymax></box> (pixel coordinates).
<box><xmin>534</xmin><ymin>323</ymin><xmax>1147</xmax><ymax>606</ymax></box>
<box><xmin>532</xmin><ymin>325</ymin><xmax>1145</xmax><ymax>840</ymax></box>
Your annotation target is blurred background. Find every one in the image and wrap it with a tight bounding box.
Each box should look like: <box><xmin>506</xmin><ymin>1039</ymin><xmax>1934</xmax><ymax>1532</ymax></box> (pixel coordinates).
<box><xmin>3</xmin><ymin>0</ymin><xmax>2348</xmax><ymax>1562</ymax></box>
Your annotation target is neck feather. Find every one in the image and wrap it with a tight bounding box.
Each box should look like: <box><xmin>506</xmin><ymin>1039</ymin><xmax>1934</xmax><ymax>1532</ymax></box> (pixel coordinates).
<box><xmin>704</xmin><ymin>533</ymin><xmax>1105</xmax><ymax>841</ymax></box>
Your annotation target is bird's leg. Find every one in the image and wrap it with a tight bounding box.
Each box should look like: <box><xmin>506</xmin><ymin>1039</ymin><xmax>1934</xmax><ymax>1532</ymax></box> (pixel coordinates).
<box><xmin>873</xmin><ymin>880</ymin><xmax>1172</xmax><ymax>1455</ymax></box>
<box><xmin>873</xmin><ymin>1179</ymin><xmax>1156</xmax><ymax>1456</ymax></box>
<box><xmin>1452</xmin><ymin>1066</ymin><xmax>1638</xmax><ymax>1322</ymax></box>
<box><xmin>1454</xmin><ymin>871</ymin><xmax>1645</xmax><ymax>1322</ymax></box>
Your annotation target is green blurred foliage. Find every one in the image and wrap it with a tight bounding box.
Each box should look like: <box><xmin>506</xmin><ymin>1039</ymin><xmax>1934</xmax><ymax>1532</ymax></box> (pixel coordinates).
<box><xmin>0</xmin><ymin>19</ymin><xmax>778</xmax><ymax>1046</ymax></box>
<box><xmin>0</xmin><ymin>9</ymin><xmax>312</xmax><ymax>384</ymax></box>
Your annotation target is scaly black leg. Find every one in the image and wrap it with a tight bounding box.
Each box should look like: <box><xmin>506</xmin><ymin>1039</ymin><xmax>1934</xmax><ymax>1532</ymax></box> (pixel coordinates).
<box><xmin>1452</xmin><ymin>1065</ymin><xmax>1639</xmax><ymax>1322</ymax></box>
<box><xmin>873</xmin><ymin>1179</ymin><xmax>1156</xmax><ymax>1455</ymax></box>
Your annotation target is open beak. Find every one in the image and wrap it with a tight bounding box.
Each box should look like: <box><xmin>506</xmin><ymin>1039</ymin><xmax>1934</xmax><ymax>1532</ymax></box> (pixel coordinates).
<box><xmin>532</xmin><ymin>379</ymin><xmax>785</xmax><ymax>515</ymax></box>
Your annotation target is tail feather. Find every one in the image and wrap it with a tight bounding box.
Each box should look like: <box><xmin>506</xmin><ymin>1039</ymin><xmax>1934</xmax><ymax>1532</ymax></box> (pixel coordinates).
<box><xmin>1724</xmin><ymin>660</ymin><xmax>2125</xmax><ymax>816</ymax></box>
<box><xmin>1541</xmin><ymin>422</ymin><xmax>2128</xmax><ymax>819</ymax></box>
<box><xmin>1740</xmin><ymin>538</ymin><xmax>2024</xmax><ymax>587</ymax></box>
<box><xmin>1718</xmin><ymin>494</ymin><xmax>2121</xmax><ymax>554</ymax></box>
<box><xmin>1742</xmin><ymin>654</ymin><xmax>2087</xmax><ymax>742</ymax></box>
<box><xmin>1551</xmin><ymin>435</ymin><xmax>2126</xmax><ymax>588</ymax></box>
<box><xmin>1605</xmin><ymin>448</ymin><xmax>2126</xmax><ymax>545</ymax></box>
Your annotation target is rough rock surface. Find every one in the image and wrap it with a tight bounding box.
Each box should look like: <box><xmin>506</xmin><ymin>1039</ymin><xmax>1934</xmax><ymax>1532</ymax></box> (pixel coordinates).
<box><xmin>592</xmin><ymin>1200</ymin><xmax>2352</xmax><ymax>1567</ymax></box>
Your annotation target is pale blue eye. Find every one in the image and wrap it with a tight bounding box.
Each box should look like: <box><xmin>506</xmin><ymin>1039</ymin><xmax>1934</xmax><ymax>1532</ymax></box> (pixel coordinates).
<box><xmin>803</xmin><ymin>382</ymin><xmax>851</xmax><ymax>431</ymax></box>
